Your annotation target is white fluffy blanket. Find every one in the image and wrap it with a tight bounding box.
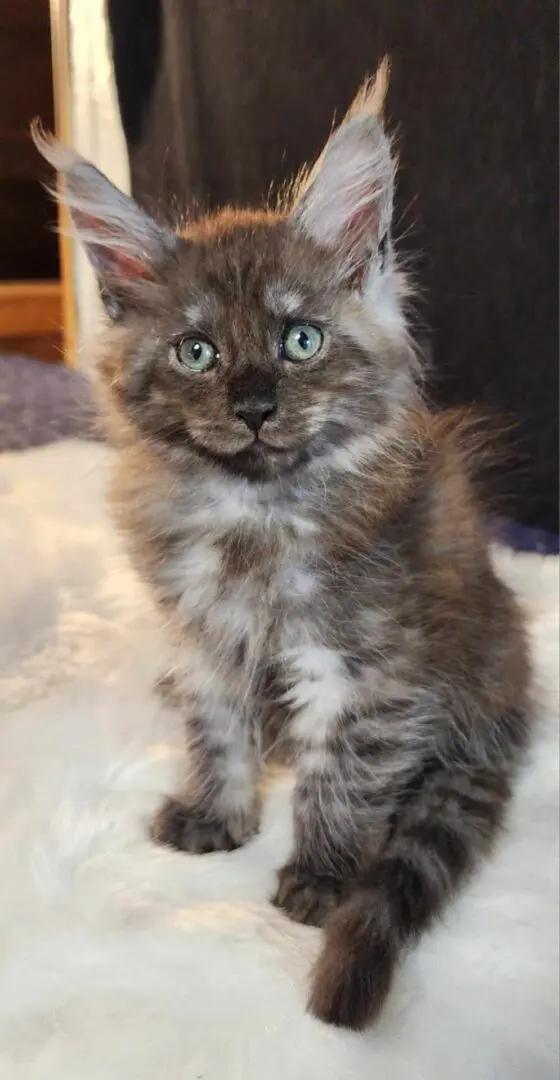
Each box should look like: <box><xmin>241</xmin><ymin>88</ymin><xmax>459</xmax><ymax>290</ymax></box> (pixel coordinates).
<box><xmin>0</xmin><ymin>441</ymin><xmax>558</xmax><ymax>1080</ymax></box>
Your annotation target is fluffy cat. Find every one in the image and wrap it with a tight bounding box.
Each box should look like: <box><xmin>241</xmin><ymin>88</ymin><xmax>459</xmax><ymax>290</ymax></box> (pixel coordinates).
<box><xmin>34</xmin><ymin>64</ymin><xmax>531</xmax><ymax>1030</ymax></box>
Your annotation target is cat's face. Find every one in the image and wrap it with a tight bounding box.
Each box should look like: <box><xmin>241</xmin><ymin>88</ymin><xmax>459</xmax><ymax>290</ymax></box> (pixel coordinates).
<box><xmin>106</xmin><ymin>211</ymin><xmax>407</xmax><ymax>480</ymax></box>
<box><xmin>36</xmin><ymin>62</ymin><xmax>416</xmax><ymax>481</ymax></box>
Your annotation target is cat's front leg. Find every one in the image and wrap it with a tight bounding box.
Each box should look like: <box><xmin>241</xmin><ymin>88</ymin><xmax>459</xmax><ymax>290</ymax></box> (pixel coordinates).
<box><xmin>153</xmin><ymin>695</ymin><xmax>261</xmax><ymax>854</ymax></box>
<box><xmin>272</xmin><ymin>647</ymin><xmax>367</xmax><ymax>926</ymax></box>
<box><xmin>272</xmin><ymin>756</ymin><xmax>363</xmax><ymax>926</ymax></box>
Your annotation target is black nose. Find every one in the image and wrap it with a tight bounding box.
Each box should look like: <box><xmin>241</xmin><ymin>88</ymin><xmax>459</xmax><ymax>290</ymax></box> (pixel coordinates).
<box><xmin>234</xmin><ymin>400</ymin><xmax>277</xmax><ymax>434</ymax></box>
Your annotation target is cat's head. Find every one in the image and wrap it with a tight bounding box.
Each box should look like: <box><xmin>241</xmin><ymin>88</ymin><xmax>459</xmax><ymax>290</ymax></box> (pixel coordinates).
<box><xmin>35</xmin><ymin>61</ymin><xmax>419</xmax><ymax>481</ymax></box>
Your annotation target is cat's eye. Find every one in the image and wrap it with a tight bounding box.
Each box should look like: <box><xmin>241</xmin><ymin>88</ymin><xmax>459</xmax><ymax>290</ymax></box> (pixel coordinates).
<box><xmin>174</xmin><ymin>336</ymin><xmax>219</xmax><ymax>372</ymax></box>
<box><xmin>281</xmin><ymin>323</ymin><xmax>324</xmax><ymax>363</ymax></box>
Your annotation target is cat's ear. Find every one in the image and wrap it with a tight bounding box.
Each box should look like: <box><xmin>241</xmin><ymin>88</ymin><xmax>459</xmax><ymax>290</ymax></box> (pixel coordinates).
<box><xmin>32</xmin><ymin>124</ymin><xmax>177</xmax><ymax>317</ymax></box>
<box><xmin>291</xmin><ymin>59</ymin><xmax>394</xmax><ymax>286</ymax></box>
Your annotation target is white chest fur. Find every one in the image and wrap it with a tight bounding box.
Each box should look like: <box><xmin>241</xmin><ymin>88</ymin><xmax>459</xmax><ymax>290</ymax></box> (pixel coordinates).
<box><xmin>159</xmin><ymin>478</ymin><xmax>320</xmax><ymax>667</ymax></box>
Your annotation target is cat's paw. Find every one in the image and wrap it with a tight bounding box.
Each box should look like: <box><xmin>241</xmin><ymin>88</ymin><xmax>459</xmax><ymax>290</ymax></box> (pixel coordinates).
<box><xmin>151</xmin><ymin>799</ymin><xmax>242</xmax><ymax>854</ymax></box>
<box><xmin>271</xmin><ymin>862</ymin><xmax>345</xmax><ymax>927</ymax></box>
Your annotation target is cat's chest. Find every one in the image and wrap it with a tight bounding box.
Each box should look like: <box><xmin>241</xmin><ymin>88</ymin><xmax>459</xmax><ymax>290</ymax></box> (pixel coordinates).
<box><xmin>161</xmin><ymin>502</ymin><xmax>319</xmax><ymax>654</ymax></box>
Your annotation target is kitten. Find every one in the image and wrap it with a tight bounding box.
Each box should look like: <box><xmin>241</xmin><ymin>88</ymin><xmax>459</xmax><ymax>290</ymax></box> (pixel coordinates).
<box><xmin>34</xmin><ymin>64</ymin><xmax>531</xmax><ymax>1030</ymax></box>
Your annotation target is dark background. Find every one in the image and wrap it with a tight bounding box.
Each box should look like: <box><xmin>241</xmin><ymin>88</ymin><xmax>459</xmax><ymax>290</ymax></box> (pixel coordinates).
<box><xmin>107</xmin><ymin>0</ymin><xmax>558</xmax><ymax>533</ymax></box>
<box><xmin>0</xmin><ymin>0</ymin><xmax>57</xmax><ymax>280</ymax></box>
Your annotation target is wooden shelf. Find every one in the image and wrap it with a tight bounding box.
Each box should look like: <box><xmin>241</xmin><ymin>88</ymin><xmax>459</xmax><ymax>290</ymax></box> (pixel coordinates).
<box><xmin>0</xmin><ymin>280</ymin><xmax>62</xmax><ymax>337</ymax></box>
<box><xmin>0</xmin><ymin>279</ymin><xmax>63</xmax><ymax>362</ymax></box>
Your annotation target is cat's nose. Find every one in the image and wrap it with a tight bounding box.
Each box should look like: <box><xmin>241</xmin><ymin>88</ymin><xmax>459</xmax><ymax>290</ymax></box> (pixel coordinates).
<box><xmin>234</xmin><ymin>400</ymin><xmax>277</xmax><ymax>434</ymax></box>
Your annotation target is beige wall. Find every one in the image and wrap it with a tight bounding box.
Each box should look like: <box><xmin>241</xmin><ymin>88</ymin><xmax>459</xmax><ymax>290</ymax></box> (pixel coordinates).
<box><xmin>50</xmin><ymin>0</ymin><xmax>129</xmax><ymax>365</ymax></box>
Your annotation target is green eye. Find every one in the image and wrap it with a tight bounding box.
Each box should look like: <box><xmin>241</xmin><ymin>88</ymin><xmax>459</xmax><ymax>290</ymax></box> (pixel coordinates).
<box><xmin>281</xmin><ymin>324</ymin><xmax>324</xmax><ymax>362</ymax></box>
<box><xmin>174</xmin><ymin>337</ymin><xmax>219</xmax><ymax>372</ymax></box>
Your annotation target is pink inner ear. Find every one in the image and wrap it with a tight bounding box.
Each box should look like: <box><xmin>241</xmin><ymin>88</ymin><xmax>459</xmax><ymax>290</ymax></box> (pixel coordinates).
<box><xmin>73</xmin><ymin>208</ymin><xmax>155</xmax><ymax>281</ymax></box>
<box><xmin>105</xmin><ymin>250</ymin><xmax>155</xmax><ymax>281</ymax></box>
<box><xmin>345</xmin><ymin>199</ymin><xmax>380</xmax><ymax>261</ymax></box>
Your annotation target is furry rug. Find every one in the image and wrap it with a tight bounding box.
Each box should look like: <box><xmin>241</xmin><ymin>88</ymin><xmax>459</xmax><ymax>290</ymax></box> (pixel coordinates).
<box><xmin>0</xmin><ymin>440</ymin><xmax>558</xmax><ymax>1080</ymax></box>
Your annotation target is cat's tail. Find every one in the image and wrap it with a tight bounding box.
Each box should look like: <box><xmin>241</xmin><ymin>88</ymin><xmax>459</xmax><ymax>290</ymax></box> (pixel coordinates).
<box><xmin>308</xmin><ymin>756</ymin><xmax>518</xmax><ymax>1030</ymax></box>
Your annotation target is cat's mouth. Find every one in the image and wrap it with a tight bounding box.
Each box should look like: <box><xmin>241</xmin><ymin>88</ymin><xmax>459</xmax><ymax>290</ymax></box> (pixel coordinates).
<box><xmin>186</xmin><ymin>424</ymin><xmax>312</xmax><ymax>479</ymax></box>
<box><xmin>189</xmin><ymin>419</ymin><xmax>350</xmax><ymax>479</ymax></box>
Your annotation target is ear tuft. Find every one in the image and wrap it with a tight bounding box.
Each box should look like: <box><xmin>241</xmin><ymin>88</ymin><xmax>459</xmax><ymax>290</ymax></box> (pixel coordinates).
<box><xmin>343</xmin><ymin>55</ymin><xmax>390</xmax><ymax>125</ymax></box>
<box><xmin>31</xmin><ymin>122</ymin><xmax>176</xmax><ymax>307</ymax></box>
<box><xmin>291</xmin><ymin>59</ymin><xmax>395</xmax><ymax>285</ymax></box>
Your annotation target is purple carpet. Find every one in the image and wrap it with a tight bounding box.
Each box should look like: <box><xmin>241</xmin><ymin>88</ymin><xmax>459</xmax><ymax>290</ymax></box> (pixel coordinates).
<box><xmin>0</xmin><ymin>353</ymin><xmax>99</xmax><ymax>452</ymax></box>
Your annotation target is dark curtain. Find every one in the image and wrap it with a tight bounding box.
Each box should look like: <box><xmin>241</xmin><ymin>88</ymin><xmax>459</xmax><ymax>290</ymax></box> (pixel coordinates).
<box><xmin>108</xmin><ymin>0</ymin><xmax>559</xmax><ymax>533</ymax></box>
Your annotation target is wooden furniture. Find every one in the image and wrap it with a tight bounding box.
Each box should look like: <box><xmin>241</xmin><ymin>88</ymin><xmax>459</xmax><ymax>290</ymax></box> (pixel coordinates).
<box><xmin>0</xmin><ymin>280</ymin><xmax>63</xmax><ymax>363</ymax></box>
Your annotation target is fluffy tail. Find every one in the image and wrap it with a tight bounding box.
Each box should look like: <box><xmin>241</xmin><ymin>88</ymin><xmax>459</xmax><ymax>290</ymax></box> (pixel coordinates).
<box><xmin>308</xmin><ymin>753</ymin><xmax>519</xmax><ymax>1030</ymax></box>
